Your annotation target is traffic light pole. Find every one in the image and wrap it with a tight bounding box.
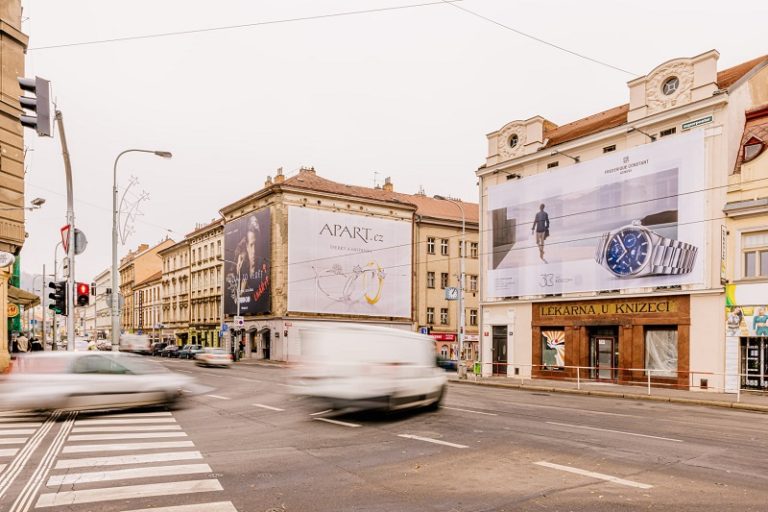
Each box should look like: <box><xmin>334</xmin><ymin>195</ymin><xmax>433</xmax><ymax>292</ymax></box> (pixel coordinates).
<box><xmin>55</xmin><ymin>110</ymin><xmax>76</xmax><ymax>351</ymax></box>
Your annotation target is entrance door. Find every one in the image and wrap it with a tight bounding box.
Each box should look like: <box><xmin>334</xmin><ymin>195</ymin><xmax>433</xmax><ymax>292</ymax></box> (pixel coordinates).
<box><xmin>262</xmin><ymin>330</ymin><xmax>271</xmax><ymax>360</ymax></box>
<box><xmin>492</xmin><ymin>326</ymin><xmax>507</xmax><ymax>375</ymax></box>
<box><xmin>594</xmin><ymin>337</ymin><xmax>616</xmax><ymax>380</ymax></box>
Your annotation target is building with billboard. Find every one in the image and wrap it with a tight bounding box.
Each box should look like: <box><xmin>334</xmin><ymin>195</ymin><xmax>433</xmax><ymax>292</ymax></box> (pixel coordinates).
<box><xmin>477</xmin><ymin>51</ymin><xmax>768</xmax><ymax>392</ymax></box>
<box><xmin>219</xmin><ymin>167</ymin><xmax>478</xmax><ymax>361</ymax></box>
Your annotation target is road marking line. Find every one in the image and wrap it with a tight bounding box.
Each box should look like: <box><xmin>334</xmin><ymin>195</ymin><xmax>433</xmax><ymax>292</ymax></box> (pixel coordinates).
<box><xmin>314</xmin><ymin>418</ymin><xmax>361</xmax><ymax>428</ymax></box>
<box><xmin>91</xmin><ymin>412</ymin><xmax>173</xmax><ymax>419</ymax></box>
<box><xmin>0</xmin><ymin>411</ymin><xmax>60</xmax><ymax>500</ymax></box>
<box><xmin>309</xmin><ymin>409</ymin><xmax>332</xmax><ymax>416</ymax></box>
<box><xmin>68</xmin><ymin>432</ymin><xmax>187</xmax><ymax>441</ymax></box>
<box><xmin>205</xmin><ymin>395</ymin><xmax>231</xmax><ymax>400</ymax></box>
<box><xmin>397</xmin><ymin>434</ymin><xmax>468</xmax><ymax>449</ymax></box>
<box><xmin>534</xmin><ymin>461</ymin><xmax>653</xmax><ymax>489</ymax></box>
<box><xmin>63</xmin><ymin>441</ymin><xmax>195</xmax><ymax>453</ymax></box>
<box><xmin>55</xmin><ymin>450</ymin><xmax>203</xmax><ymax>469</ymax></box>
<box><xmin>176</xmin><ymin>369</ymin><xmax>193</xmax><ymax>373</ymax></box>
<box><xmin>443</xmin><ymin>406</ymin><xmax>498</xmax><ymax>416</ymax></box>
<box><xmin>0</xmin><ymin>422</ymin><xmax>41</xmax><ymax>428</ymax></box>
<box><xmin>0</xmin><ymin>429</ymin><xmax>35</xmax><ymax>436</ymax></box>
<box><xmin>515</xmin><ymin>402</ymin><xmax>636</xmax><ymax>417</ymax></box>
<box><xmin>0</xmin><ymin>449</ymin><xmax>19</xmax><ymax>457</ymax></box>
<box><xmin>546</xmin><ymin>421</ymin><xmax>683</xmax><ymax>443</ymax></box>
<box><xmin>46</xmin><ymin>463</ymin><xmax>212</xmax><ymax>486</ymax></box>
<box><xmin>252</xmin><ymin>404</ymin><xmax>284</xmax><ymax>411</ymax></box>
<box><xmin>71</xmin><ymin>425</ymin><xmax>182</xmax><ymax>433</ymax></box>
<box><xmin>0</xmin><ymin>464</ymin><xmax>4</xmax><ymax>472</ymax></box>
<box><xmin>75</xmin><ymin>418</ymin><xmax>177</xmax><ymax>425</ymax></box>
<box><xmin>0</xmin><ymin>439</ymin><xmax>26</xmax><ymax>445</ymax></box>
<box><xmin>120</xmin><ymin>501</ymin><xmax>238</xmax><ymax>512</ymax></box>
<box><xmin>36</xmin><ymin>478</ymin><xmax>223</xmax><ymax>507</ymax></box>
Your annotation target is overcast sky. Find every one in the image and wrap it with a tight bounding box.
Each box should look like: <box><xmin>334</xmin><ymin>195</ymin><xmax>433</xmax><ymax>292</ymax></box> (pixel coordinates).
<box><xmin>18</xmin><ymin>0</ymin><xmax>768</xmax><ymax>288</ymax></box>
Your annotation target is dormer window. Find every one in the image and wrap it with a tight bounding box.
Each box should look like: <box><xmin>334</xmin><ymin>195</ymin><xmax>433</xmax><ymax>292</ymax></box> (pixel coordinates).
<box><xmin>744</xmin><ymin>137</ymin><xmax>764</xmax><ymax>163</ymax></box>
<box><xmin>662</xmin><ymin>76</ymin><xmax>679</xmax><ymax>96</ymax></box>
<box><xmin>508</xmin><ymin>134</ymin><xmax>518</xmax><ymax>148</ymax></box>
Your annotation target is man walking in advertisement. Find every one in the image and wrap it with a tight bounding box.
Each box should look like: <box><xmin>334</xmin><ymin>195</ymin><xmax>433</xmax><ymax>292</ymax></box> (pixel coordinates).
<box><xmin>531</xmin><ymin>203</ymin><xmax>550</xmax><ymax>262</ymax></box>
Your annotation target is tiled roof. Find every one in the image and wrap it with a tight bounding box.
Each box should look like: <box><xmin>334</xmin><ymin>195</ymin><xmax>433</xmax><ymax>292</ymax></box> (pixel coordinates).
<box><xmin>734</xmin><ymin>103</ymin><xmax>768</xmax><ymax>172</ymax></box>
<box><xmin>542</xmin><ymin>55</ymin><xmax>768</xmax><ymax>149</ymax></box>
<box><xmin>281</xmin><ymin>171</ymin><xmax>478</xmax><ymax>223</ymax></box>
<box><xmin>134</xmin><ymin>270</ymin><xmax>162</xmax><ymax>288</ymax></box>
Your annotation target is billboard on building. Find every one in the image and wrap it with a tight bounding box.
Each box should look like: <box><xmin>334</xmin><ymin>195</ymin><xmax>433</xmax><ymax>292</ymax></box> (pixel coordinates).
<box><xmin>726</xmin><ymin>284</ymin><xmax>768</xmax><ymax>337</ymax></box>
<box><xmin>287</xmin><ymin>206</ymin><xmax>412</xmax><ymax>317</ymax></box>
<box><xmin>223</xmin><ymin>208</ymin><xmax>271</xmax><ymax>315</ymax></box>
<box><xmin>487</xmin><ymin>131</ymin><xmax>706</xmax><ymax>297</ymax></box>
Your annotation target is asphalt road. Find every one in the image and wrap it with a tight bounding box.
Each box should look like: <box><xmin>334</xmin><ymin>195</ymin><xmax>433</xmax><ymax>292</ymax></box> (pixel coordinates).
<box><xmin>2</xmin><ymin>358</ymin><xmax>768</xmax><ymax>512</ymax></box>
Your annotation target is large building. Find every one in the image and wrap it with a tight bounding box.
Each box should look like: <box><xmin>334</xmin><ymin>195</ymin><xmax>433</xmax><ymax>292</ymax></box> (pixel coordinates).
<box><xmin>477</xmin><ymin>51</ymin><xmax>768</xmax><ymax>392</ymax></box>
<box><xmin>133</xmin><ymin>271</ymin><xmax>162</xmax><ymax>341</ymax></box>
<box><xmin>119</xmin><ymin>239</ymin><xmax>174</xmax><ymax>334</ymax></box>
<box><xmin>93</xmin><ymin>268</ymin><xmax>112</xmax><ymax>340</ymax></box>
<box><xmin>0</xmin><ymin>1</ymin><xmax>31</xmax><ymax>371</ymax></box>
<box><xmin>219</xmin><ymin>167</ymin><xmax>478</xmax><ymax>361</ymax></box>
<box><xmin>187</xmin><ymin>220</ymin><xmax>223</xmax><ymax>347</ymax></box>
<box><xmin>159</xmin><ymin>240</ymin><xmax>190</xmax><ymax>345</ymax></box>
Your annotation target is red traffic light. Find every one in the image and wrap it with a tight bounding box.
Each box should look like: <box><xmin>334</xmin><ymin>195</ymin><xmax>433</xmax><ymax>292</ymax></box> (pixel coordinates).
<box><xmin>76</xmin><ymin>282</ymin><xmax>90</xmax><ymax>306</ymax></box>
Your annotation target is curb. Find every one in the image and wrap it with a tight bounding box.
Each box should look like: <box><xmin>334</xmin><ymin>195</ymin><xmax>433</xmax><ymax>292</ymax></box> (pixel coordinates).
<box><xmin>448</xmin><ymin>379</ymin><xmax>768</xmax><ymax>414</ymax></box>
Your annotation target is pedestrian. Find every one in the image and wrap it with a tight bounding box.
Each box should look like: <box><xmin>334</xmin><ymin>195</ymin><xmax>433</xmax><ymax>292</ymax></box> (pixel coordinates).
<box><xmin>16</xmin><ymin>332</ymin><xmax>29</xmax><ymax>353</ymax></box>
<box><xmin>531</xmin><ymin>203</ymin><xmax>550</xmax><ymax>262</ymax></box>
<box><xmin>239</xmin><ymin>340</ymin><xmax>245</xmax><ymax>360</ymax></box>
<box><xmin>30</xmin><ymin>337</ymin><xmax>43</xmax><ymax>351</ymax></box>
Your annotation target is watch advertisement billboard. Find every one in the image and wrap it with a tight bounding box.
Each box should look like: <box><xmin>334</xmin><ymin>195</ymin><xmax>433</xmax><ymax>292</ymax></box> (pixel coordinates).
<box><xmin>287</xmin><ymin>206</ymin><xmax>412</xmax><ymax>317</ymax></box>
<box><xmin>223</xmin><ymin>208</ymin><xmax>271</xmax><ymax>315</ymax></box>
<box><xmin>487</xmin><ymin>130</ymin><xmax>706</xmax><ymax>297</ymax></box>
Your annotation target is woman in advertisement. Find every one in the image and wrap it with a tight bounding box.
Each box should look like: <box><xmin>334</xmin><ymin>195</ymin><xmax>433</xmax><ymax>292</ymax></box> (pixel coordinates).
<box><xmin>225</xmin><ymin>211</ymin><xmax>271</xmax><ymax>316</ymax></box>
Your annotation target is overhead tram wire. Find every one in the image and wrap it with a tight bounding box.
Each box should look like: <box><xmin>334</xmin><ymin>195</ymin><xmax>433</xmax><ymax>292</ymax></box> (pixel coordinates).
<box><xmin>27</xmin><ymin>1</ymin><xmax>463</xmax><ymax>51</ymax></box>
<box><xmin>438</xmin><ymin>0</ymin><xmax>639</xmax><ymax>77</ymax></box>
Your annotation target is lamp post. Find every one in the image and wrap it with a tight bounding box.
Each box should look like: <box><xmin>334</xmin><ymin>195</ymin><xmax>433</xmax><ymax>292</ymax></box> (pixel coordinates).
<box><xmin>434</xmin><ymin>195</ymin><xmax>466</xmax><ymax>378</ymax></box>
<box><xmin>217</xmin><ymin>255</ymin><xmax>241</xmax><ymax>356</ymax></box>
<box><xmin>112</xmin><ymin>149</ymin><xmax>172</xmax><ymax>351</ymax></box>
<box><xmin>52</xmin><ymin>241</ymin><xmax>62</xmax><ymax>350</ymax></box>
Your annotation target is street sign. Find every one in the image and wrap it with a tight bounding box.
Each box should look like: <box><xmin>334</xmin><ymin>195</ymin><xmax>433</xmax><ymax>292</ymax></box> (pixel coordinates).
<box><xmin>234</xmin><ymin>315</ymin><xmax>244</xmax><ymax>327</ymax></box>
<box><xmin>62</xmin><ymin>257</ymin><xmax>70</xmax><ymax>279</ymax></box>
<box><xmin>419</xmin><ymin>327</ymin><xmax>429</xmax><ymax>334</ymax></box>
<box><xmin>60</xmin><ymin>225</ymin><xmax>71</xmax><ymax>253</ymax></box>
<box><xmin>221</xmin><ymin>324</ymin><xmax>229</xmax><ymax>332</ymax></box>
<box><xmin>74</xmin><ymin>229</ymin><xmax>87</xmax><ymax>255</ymax></box>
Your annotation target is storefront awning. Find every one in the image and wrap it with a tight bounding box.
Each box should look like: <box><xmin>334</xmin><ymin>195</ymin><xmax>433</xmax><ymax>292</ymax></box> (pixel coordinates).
<box><xmin>8</xmin><ymin>286</ymin><xmax>40</xmax><ymax>308</ymax></box>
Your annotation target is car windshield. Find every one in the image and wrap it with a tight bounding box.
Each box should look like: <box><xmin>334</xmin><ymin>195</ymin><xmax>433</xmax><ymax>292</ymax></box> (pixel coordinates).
<box><xmin>114</xmin><ymin>355</ymin><xmax>170</xmax><ymax>374</ymax></box>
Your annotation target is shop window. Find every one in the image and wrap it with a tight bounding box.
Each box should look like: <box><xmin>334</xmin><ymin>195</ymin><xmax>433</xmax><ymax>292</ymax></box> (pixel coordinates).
<box><xmin>645</xmin><ymin>328</ymin><xmax>678</xmax><ymax>378</ymax></box>
<box><xmin>440</xmin><ymin>308</ymin><xmax>448</xmax><ymax>325</ymax></box>
<box><xmin>427</xmin><ymin>272</ymin><xmax>435</xmax><ymax>289</ymax></box>
<box><xmin>743</xmin><ymin>231</ymin><xmax>768</xmax><ymax>278</ymax></box>
<box><xmin>427</xmin><ymin>237</ymin><xmax>435</xmax><ymax>255</ymax></box>
<box><xmin>426</xmin><ymin>307</ymin><xmax>434</xmax><ymax>325</ymax></box>
<box><xmin>541</xmin><ymin>329</ymin><xmax>565</xmax><ymax>370</ymax></box>
<box><xmin>440</xmin><ymin>239</ymin><xmax>449</xmax><ymax>256</ymax></box>
<box><xmin>440</xmin><ymin>273</ymin><xmax>449</xmax><ymax>289</ymax></box>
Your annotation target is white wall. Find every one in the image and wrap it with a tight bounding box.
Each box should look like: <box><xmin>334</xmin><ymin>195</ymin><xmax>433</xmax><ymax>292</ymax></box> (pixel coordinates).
<box><xmin>689</xmin><ymin>293</ymin><xmax>726</xmax><ymax>391</ymax></box>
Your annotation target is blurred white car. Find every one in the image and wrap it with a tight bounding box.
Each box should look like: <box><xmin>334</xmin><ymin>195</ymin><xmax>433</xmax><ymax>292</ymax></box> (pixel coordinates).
<box><xmin>195</xmin><ymin>348</ymin><xmax>232</xmax><ymax>368</ymax></box>
<box><xmin>0</xmin><ymin>352</ymin><xmax>194</xmax><ymax>412</ymax></box>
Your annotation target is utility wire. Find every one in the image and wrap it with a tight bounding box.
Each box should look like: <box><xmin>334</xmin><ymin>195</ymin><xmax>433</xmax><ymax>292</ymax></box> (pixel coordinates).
<box><xmin>27</xmin><ymin>1</ymin><xmax>462</xmax><ymax>51</ymax></box>
<box><xmin>438</xmin><ymin>0</ymin><xmax>639</xmax><ymax>76</ymax></box>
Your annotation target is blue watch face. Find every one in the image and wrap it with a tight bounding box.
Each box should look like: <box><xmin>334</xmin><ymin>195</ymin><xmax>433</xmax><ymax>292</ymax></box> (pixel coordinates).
<box><xmin>605</xmin><ymin>227</ymin><xmax>651</xmax><ymax>276</ymax></box>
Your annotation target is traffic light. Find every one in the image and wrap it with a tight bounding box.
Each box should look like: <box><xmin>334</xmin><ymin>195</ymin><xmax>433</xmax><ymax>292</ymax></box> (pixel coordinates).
<box><xmin>90</xmin><ymin>282</ymin><xmax>96</xmax><ymax>296</ymax></box>
<box><xmin>76</xmin><ymin>282</ymin><xmax>90</xmax><ymax>306</ymax></box>
<box><xmin>17</xmin><ymin>76</ymin><xmax>51</xmax><ymax>137</ymax></box>
<box><xmin>48</xmin><ymin>281</ymin><xmax>67</xmax><ymax>316</ymax></box>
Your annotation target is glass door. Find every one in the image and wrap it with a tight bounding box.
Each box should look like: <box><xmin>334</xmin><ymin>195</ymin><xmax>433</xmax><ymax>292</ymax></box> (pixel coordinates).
<box><xmin>492</xmin><ymin>326</ymin><xmax>507</xmax><ymax>375</ymax></box>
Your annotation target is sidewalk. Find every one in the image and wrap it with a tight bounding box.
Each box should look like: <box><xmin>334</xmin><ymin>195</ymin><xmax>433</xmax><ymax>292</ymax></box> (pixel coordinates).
<box><xmin>447</xmin><ymin>374</ymin><xmax>768</xmax><ymax>413</ymax></box>
<box><xmin>235</xmin><ymin>358</ymin><xmax>289</xmax><ymax>369</ymax></box>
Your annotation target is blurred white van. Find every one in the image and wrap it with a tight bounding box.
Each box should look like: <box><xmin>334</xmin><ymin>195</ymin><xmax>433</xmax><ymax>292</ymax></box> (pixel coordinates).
<box><xmin>119</xmin><ymin>334</ymin><xmax>151</xmax><ymax>355</ymax></box>
<box><xmin>290</xmin><ymin>324</ymin><xmax>447</xmax><ymax>411</ymax></box>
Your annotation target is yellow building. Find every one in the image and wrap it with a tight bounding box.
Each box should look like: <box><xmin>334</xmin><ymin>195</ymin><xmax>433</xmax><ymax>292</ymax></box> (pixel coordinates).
<box><xmin>133</xmin><ymin>271</ymin><xmax>162</xmax><ymax>341</ymax></box>
<box><xmin>119</xmin><ymin>239</ymin><xmax>174</xmax><ymax>334</ymax></box>
<box><xmin>478</xmin><ymin>51</ymin><xmax>768</xmax><ymax>393</ymax></box>
<box><xmin>724</xmin><ymin>104</ymin><xmax>768</xmax><ymax>390</ymax></box>
<box><xmin>0</xmin><ymin>1</ymin><xmax>30</xmax><ymax>371</ymax></box>
<box><xmin>187</xmin><ymin>220</ymin><xmax>223</xmax><ymax>347</ymax></box>
<box><xmin>159</xmin><ymin>240</ymin><xmax>190</xmax><ymax>345</ymax></box>
<box><xmin>219</xmin><ymin>167</ymin><xmax>478</xmax><ymax>361</ymax></box>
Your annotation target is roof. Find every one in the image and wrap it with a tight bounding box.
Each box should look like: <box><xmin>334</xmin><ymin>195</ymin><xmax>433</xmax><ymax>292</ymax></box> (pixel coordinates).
<box><xmin>734</xmin><ymin>103</ymin><xmax>768</xmax><ymax>172</ymax></box>
<box><xmin>281</xmin><ymin>171</ymin><xmax>479</xmax><ymax>223</ymax></box>
<box><xmin>134</xmin><ymin>271</ymin><xmax>162</xmax><ymax>288</ymax></box>
<box><xmin>185</xmin><ymin>218</ymin><xmax>223</xmax><ymax>239</ymax></box>
<box><xmin>542</xmin><ymin>54</ymin><xmax>768</xmax><ymax>149</ymax></box>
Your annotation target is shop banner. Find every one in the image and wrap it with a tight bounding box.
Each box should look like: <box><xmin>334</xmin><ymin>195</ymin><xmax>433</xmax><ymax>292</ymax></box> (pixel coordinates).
<box><xmin>726</xmin><ymin>283</ymin><xmax>768</xmax><ymax>336</ymax></box>
<box><xmin>223</xmin><ymin>208</ymin><xmax>271</xmax><ymax>315</ymax></box>
<box><xmin>287</xmin><ymin>207</ymin><xmax>412</xmax><ymax>317</ymax></box>
<box><xmin>487</xmin><ymin>131</ymin><xmax>706</xmax><ymax>297</ymax></box>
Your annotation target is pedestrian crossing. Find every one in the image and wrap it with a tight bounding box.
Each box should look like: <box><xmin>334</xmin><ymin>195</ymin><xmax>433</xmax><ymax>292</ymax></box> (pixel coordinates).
<box><xmin>0</xmin><ymin>409</ymin><xmax>239</xmax><ymax>512</ymax></box>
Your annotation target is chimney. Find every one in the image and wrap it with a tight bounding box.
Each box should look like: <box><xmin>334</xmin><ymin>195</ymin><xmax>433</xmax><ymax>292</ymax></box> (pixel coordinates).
<box><xmin>274</xmin><ymin>167</ymin><xmax>285</xmax><ymax>184</ymax></box>
<box><xmin>382</xmin><ymin>177</ymin><xmax>393</xmax><ymax>192</ymax></box>
<box><xmin>299</xmin><ymin>165</ymin><xmax>316</xmax><ymax>175</ymax></box>
<box><xmin>138</xmin><ymin>244</ymin><xmax>149</xmax><ymax>252</ymax></box>
<box><xmin>264</xmin><ymin>175</ymin><xmax>273</xmax><ymax>187</ymax></box>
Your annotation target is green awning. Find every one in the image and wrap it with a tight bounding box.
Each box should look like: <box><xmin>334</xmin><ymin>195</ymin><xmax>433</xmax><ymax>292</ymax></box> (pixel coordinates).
<box><xmin>8</xmin><ymin>286</ymin><xmax>40</xmax><ymax>308</ymax></box>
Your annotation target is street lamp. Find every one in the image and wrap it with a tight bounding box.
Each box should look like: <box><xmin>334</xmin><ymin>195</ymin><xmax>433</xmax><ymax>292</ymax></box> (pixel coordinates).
<box><xmin>0</xmin><ymin>197</ymin><xmax>45</xmax><ymax>211</ymax></box>
<box><xmin>112</xmin><ymin>149</ymin><xmax>172</xmax><ymax>351</ymax></box>
<box><xmin>434</xmin><ymin>195</ymin><xmax>466</xmax><ymax>378</ymax></box>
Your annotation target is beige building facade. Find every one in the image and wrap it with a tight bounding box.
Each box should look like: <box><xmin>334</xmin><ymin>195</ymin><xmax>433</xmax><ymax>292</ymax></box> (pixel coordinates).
<box><xmin>119</xmin><ymin>239</ymin><xmax>174</xmax><ymax>334</ymax></box>
<box><xmin>93</xmin><ymin>268</ymin><xmax>112</xmax><ymax>340</ymax></box>
<box><xmin>159</xmin><ymin>240</ymin><xmax>190</xmax><ymax>344</ymax></box>
<box><xmin>187</xmin><ymin>220</ymin><xmax>223</xmax><ymax>347</ymax></box>
<box><xmin>478</xmin><ymin>51</ymin><xmax>768</xmax><ymax>393</ymax></box>
<box><xmin>133</xmin><ymin>272</ymin><xmax>162</xmax><ymax>341</ymax></box>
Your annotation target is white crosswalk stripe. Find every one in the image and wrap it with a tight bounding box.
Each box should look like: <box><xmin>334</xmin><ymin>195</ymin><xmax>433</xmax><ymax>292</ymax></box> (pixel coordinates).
<box><xmin>71</xmin><ymin>424</ymin><xmax>182</xmax><ymax>433</ymax></box>
<box><xmin>36</xmin><ymin>479</ymin><xmax>223</xmax><ymax>508</ymax></box>
<box><xmin>120</xmin><ymin>502</ymin><xmax>239</xmax><ymax>512</ymax></box>
<box><xmin>61</xmin><ymin>440</ymin><xmax>194</xmax><ymax>453</ymax></box>
<box><xmin>67</xmin><ymin>432</ymin><xmax>187</xmax><ymax>441</ymax></box>
<box><xmin>46</xmin><ymin>463</ymin><xmax>212</xmax><ymax>486</ymax></box>
<box><xmin>0</xmin><ymin>449</ymin><xmax>19</xmax><ymax>457</ymax></box>
<box><xmin>0</xmin><ymin>438</ymin><xmax>27</xmax><ymax>445</ymax></box>
<box><xmin>55</xmin><ymin>450</ymin><xmax>203</xmax><ymax>469</ymax></box>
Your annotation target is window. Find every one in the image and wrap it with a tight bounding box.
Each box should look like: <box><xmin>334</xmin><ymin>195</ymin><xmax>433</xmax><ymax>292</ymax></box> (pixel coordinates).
<box><xmin>458</xmin><ymin>240</ymin><xmax>463</xmax><ymax>258</ymax></box>
<box><xmin>547</xmin><ymin>161</ymin><xmax>559</xmax><ymax>169</ymax></box>
<box><xmin>743</xmin><ymin>137</ymin><xmax>765</xmax><ymax>163</ymax></box>
<box><xmin>662</xmin><ymin>76</ymin><xmax>679</xmax><ymax>95</ymax></box>
<box><xmin>427</xmin><ymin>237</ymin><xmax>435</xmax><ymax>255</ymax></box>
<box><xmin>743</xmin><ymin>231</ymin><xmax>768</xmax><ymax>278</ymax></box>
<box><xmin>426</xmin><ymin>307</ymin><xmax>434</xmax><ymax>324</ymax></box>
<box><xmin>217</xmin><ymin>240</ymin><xmax>222</xmax><ymax>257</ymax></box>
<box><xmin>427</xmin><ymin>272</ymin><xmax>435</xmax><ymax>289</ymax></box>
<box><xmin>440</xmin><ymin>308</ymin><xmax>448</xmax><ymax>325</ymax></box>
<box><xmin>660</xmin><ymin>127</ymin><xmax>676</xmax><ymax>138</ymax></box>
<box><xmin>645</xmin><ymin>328</ymin><xmax>678</xmax><ymax>377</ymax></box>
<box><xmin>440</xmin><ymin>273</ymin><xmax>449</xmax><ymax>289</ymax></box>
<box><xmin>603</xmin><ymin>144</ymin><xmax>616</xmax><ymax>153</ymax></box>
<box><xmin>440</xmin><ymin>239</ymin><xmax>449</xmax><ymax>256</ymax></box>
<box><xmin>508</xmin><ymin>134</ymin><xmax>518</xmax><ymax>148</ymax></box>
<box><xmin>470</xmin><ymin>242</ymin><xmax>478</xmax><ymax>258</ymax></box>
<box><xmin>469</xmin><ymin>275</ymin><xmax>478</xmax><ymax>292</ymax></box>
<box><xmin>469</xmin><ymin>309</ymin><xmax>477</xmax><ymax>326</ymax></box>
<box><xmin>541</xmin><ymin>329</ymin><xmax>565</xmax><ymax>370</ymax></box>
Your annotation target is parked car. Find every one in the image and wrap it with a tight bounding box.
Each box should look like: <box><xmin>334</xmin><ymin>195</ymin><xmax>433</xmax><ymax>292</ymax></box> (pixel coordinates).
<box><xmin>178</xmin><ymin>344</ymin><xmax>204</xmax><ymax>360</ymax></box>
<box><xmin>0</xmin><ymin>352</ymin><xmax>194</xmax><ymax>412</ymax></box>
<box><xmin>195</xmin><ymin>348</ymin><xmax>232</xmax><ymax>368</ymax></box>
<box><xmin>436</xmin><ymin>356</ymin><xmax>458</xmax><ymax>372</ymax></box>
<box><xmin>151</xmin><ymin>342</ymin><xmax>168</xmax><ymax>356</ymax></box>
<box><xmin>160</xmin><ymin>344</ymin><xmax>180</xmax><ymax>358</ymax></box>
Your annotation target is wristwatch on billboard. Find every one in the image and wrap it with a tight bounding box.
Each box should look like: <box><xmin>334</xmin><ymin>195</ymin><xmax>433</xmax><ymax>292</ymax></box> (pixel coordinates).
<box><xmin>595</xmin><ymin>220</ymin><xmax>698</xmax><ymax>278</ymax></box>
